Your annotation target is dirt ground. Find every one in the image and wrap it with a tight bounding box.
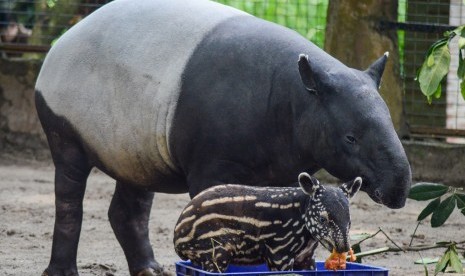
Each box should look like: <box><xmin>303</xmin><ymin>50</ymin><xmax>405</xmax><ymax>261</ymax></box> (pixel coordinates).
<box><xmin>0</xmin><ymin>153</ymin><xmax>464</xmax><ymax>276</ymax></box>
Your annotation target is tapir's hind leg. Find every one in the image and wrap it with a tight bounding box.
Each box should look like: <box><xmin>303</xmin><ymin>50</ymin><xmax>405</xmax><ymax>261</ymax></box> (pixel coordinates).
<box><xmin>44</xmin><ymin>146</ymin><xmax>91</xmax><ymax>276</ymax></box>
<box><xmin>36</xmin><ymin>92</ymin><xmax>92</xmax><ymax>276</ymax></box>
<box><xmin>108</xmin><ymin>181</ymin><xmax>161</xmax><ymax>276</ymax></box>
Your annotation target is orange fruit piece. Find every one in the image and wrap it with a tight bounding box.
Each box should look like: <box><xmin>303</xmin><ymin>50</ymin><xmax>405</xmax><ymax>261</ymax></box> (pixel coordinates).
<box><xmin>349</xmin><ymin>248</ymin><xmax>357</xmax><ymax>262</ymax></box>
<box><xmin>324</xmin><ymin>247</ymin><xmax>356</xmax><ymax>270</ymax></box>
<box><xmin>324</xmin><ymin>249</ymin><xmax>346</xmax><ymax>270</ymax></box>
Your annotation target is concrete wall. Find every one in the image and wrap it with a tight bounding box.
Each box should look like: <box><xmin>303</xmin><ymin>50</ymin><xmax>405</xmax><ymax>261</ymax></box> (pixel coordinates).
<box><xmin>317</xmin><ymin>140</ymin><xmax>465</xmax><ymax>189</ymax></box>
<box><xmin>0</xmin><ymin>58</ymin><xmax>47</xmax><ymax>156</ymax></box>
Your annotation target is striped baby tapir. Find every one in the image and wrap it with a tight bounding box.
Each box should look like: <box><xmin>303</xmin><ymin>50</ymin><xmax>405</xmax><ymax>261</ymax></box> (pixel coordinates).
<box><xmin>173</xmin><ymin>173</ymin><xmax>362</xmax><ymax>272</ymax></box>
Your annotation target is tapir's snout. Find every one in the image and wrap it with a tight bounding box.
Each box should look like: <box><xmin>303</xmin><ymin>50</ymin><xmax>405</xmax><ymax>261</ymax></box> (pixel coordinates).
<box><xmin>325</xmin><ymin>234</ymin><xmax>351</xmax><ymax>254</ymax></box>
<box><xmin>379</xmin><ymin>163</ymin><xmax>412</xmax><ymax>209</ymax></box>
<box><xmin>367</xmin><ymin>182</ymin><xmax>410</xmax><ymax>209</ymax></box>
<box><xmin>335</xmin><ymin>243</ymin><xmax>350</xmax><ymax>254</ymax></box>
<box><xmin>363</xmin><ymin>147</ymin><xmax>412</xmax><ymax>209</ymax></box>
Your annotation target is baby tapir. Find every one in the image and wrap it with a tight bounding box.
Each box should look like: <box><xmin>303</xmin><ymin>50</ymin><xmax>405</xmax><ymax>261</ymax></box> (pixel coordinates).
<box><xmin>173</xmin><ymin>173</ymin><xmax>362</xmax><ymax>272</ymax></box>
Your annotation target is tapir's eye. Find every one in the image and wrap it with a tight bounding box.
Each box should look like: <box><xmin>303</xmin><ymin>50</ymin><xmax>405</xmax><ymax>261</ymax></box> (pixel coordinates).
<box><xmin>345</xmin><ymin>135</ymin><xmax>356</xmax><ymax>144</ymax></box>
<box><xmin>319</xmin><ymin>216</ymin><xmax>327</xmax><ymax>224</ymax></box>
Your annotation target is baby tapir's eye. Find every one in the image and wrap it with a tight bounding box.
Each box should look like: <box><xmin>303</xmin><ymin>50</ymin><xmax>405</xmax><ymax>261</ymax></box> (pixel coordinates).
<box><xmin>319</xmin><ymin>216</ymin><xmax>327</xmax><ymax>224</ymax></box>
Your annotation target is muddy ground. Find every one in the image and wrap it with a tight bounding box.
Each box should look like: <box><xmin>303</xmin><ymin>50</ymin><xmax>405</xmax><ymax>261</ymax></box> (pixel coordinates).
<box><xmin>0</xmin><ymin>153</ymin><xmax>464</xmax><ymax>276</ymax></box>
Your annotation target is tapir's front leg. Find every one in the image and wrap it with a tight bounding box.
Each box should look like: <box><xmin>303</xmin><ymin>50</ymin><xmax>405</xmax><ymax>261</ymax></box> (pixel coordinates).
<box><xmin>108</xmin><ymin>182</ymin><xmax>161</xmax><ymax>276</ymax></box>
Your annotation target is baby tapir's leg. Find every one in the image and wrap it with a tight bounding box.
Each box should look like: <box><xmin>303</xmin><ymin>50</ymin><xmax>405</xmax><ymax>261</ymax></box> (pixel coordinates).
<box><xmin>108</xmin><ymin>181</ymin><xmax>160</xmax><ymax>275</ymax></box>
<box><xmin>264</xmin><ymin>243</ymin><xmax>295</xmax><ymax>271</ymax></box>
<box><xmin>293</xmin><ymin>240</ymin><xmax>318</xmax><ymax>270</ymax></box>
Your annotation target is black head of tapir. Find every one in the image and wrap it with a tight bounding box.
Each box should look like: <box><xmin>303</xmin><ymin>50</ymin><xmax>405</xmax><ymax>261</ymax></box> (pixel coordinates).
<box><xmin>299</xmin><ymin>172</ymin><xmax>361</xmax><ymax>253</ymax></box>
<box><xmin>296</xmin><ymin>53</ymin><xmax>411</xmax><ymax>209</ymax></box>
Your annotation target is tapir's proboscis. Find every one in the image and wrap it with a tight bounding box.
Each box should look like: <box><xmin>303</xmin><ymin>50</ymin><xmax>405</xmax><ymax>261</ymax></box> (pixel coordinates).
<box><xmin>35</xmin><ymin>0</ymin><xmax>412</xmax><ymax>275</ymax></box>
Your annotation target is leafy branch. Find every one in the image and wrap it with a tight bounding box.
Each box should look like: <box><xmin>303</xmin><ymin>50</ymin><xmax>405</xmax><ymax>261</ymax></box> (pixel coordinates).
<box><xmin>416</xmin><ymin>25</ymin><xmax>465</xmax><ymax>103</ymax></box>
<box><xmin>351</xmin><ymin>230</ymin><xmax>465</xmax><ymax>275</ymax></box>
<box><xmin>350</xmin><ymin>183</ymin><xmax>465</xmax><ymax>275</ymax></box>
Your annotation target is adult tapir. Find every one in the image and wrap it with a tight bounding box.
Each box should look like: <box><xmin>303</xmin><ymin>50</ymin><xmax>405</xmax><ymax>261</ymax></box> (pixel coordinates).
<box><xmin>35</xmin><ymin>0</ymin><xmax>411</xmax><ymax>275</ymax></box>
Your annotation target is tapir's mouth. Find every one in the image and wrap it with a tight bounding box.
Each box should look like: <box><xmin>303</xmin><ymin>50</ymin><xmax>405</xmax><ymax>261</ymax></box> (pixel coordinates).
<box><xmin>367</xmin><ymin>190</ymin><xmax>383</xmax><ymax>205</ymax></box>
<box><xmin>320</xmin><ymin>238</ymin><xmax>335</xmax><ymax>253</ymax></box>
<box><xmin>360</xmin><ymin>176</ymin><xmax>384</xmax><ymax>205</ymax></box>
<box><xmin>366</xmin><ymin>185</ymin><xmax>407</xmax><ymax>209</ymax></box>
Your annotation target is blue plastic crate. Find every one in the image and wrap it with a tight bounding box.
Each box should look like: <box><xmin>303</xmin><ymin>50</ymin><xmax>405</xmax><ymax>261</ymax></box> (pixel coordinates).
<box><xmin>176</xmin><ymin>261</ymin><xmax>388</xmax><ymax>276</ymax></box>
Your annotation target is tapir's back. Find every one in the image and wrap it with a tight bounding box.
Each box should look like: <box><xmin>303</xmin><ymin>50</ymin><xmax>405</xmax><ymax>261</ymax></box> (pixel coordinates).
<box><xmin>35</xmin><ymin>0</ymin><xmax>249</xmax><ymax>185</ymax></box>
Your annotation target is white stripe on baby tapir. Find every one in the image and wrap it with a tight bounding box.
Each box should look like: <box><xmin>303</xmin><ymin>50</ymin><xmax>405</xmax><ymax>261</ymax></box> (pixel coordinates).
<box><xmin>197</xmin><ymin>228</ymin><xmax>245</xmax><ymax>240</ymax></box>
<box><xmin>174</xmin><ymin>214</ymin><xmax>196</xmax><ymax>232</ymax></box>
<box><xmin>201</xmin><ymin>196</ymin><xmax>257</xmax><ymax>207</ymax></box>
<box><xmin>35</xmin><ymin>0</ymin><xmax>249</xmax><ymax>185</ymax></box>
<box><xmin>265</xmin><ymin>237</ymin><xmax>295</xmax><ymax>254</ymax></box>
<box><xmin>282</xmin><ymin>219</ymin><xmax>293</xmax><ymax>227</ymax></box>
<box><xmin>243</xmin><ymin>233</ymin><xmax>276</xmax><ymax>241</ymax></box>
<box><xmin>272</xmin><ymin>255</ymin><xmax>290</xmax><ymax>266</ymax></box>
<box><xmin>181</xmin><ymin>205</ymin><xmax>194</xmax><ymax>215</ymax></box>
<box><xmin>174</xmin><ymin>213</ymin><xmax>272</xmax><ymax>246</ymax></box>
<box><xmin>279</xmin><ymin>203</ymin><xmax>294</xmax><ymax>209</ymax></box>
<box><xmin>296</xmin><ymin>223</ymin><xmax>306</xmax><ymax>234</ymax></box>
<box><xmin>274</xmin><ymin>231</ymin><xmax>293</xmax><ymax>241</ymax></box>
<box><xmin>255</xmin><ymin>202</ymin><xmax>271</xmax><ymax>208</ymax></box>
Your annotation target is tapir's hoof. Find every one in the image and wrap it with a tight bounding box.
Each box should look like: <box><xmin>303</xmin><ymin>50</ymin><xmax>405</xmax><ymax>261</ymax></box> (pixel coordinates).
<box><xmin>136</xmin><ymin>269</ymin><xmax>156</xmax><ymax>276</ymax></box>
<box><xmin>42</xmin><ymin>267</ymin><xmax>79</xmax><ymax>276</ymax></box>
<box><xmin>136</xmin><ymin>267</ymin><xmax>169</xmax><ymax>276</ymax></box>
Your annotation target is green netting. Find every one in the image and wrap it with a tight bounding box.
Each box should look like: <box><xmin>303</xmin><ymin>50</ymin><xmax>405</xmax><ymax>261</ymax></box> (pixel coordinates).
<box><xmin>214</xmin><ymin>0</ymin><xmax>328</xmax><ymax>48</ymax></box>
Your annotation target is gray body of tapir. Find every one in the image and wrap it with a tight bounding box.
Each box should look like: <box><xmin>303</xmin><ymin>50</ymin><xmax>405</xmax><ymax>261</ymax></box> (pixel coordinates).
<box><xmin>34</xmin><ymin>0</ymin><xmax>412</xmax><ymax>275</ymax></box>
<box><xmin>174</xmin><ymin>173</ymin><xmax>362</xmax><ymax>272</ymax></box>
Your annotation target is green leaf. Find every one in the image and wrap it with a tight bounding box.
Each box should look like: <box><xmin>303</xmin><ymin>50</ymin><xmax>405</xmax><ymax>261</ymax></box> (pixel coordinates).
<box><xmin>461</xmin><ymin>80</ymin><xmax>465</xmax><ymax>101</ymax></box>
<box><xmin>435</xmin><ymin>250</ymin><xmax>451</xmax><ymax>275</ymax></box>
<box><xmin>458</xmin><ymin>50</ymin><xmax>465</xmax><ymax>79</ymax></box>
<box><xmin>427</xmin><ymin>54</ymin><xmax>435</xmax><ymax>67</ymax></box>
<box><xmin>417</xmin><ymin>197</ymin><xmax>441</xmax><ymax>221</ymax></box>
<box><xmin>450</xmin><ymin>248</ymin><xmax>464</xmax><ymax>274</ymax></box>
<box><xmin>450</xmin><ymin>25</ymin><xmax>465</xmax><ymax>38</ymax></box>
<box><xmin>456</xmin><ymin>193</ymin><xmax>465</xmax><ymax>209</ymax></box>
<box><xmin>415</xmin><ymin>257</ymin><xmax>439</xmax><ymax>264</ymax></box>
<box><xmin>431</xmin><ymin>195</ymin><xmax>456</xmax><ymax>227</ymax></box>
<box><xmin>459</xmin><ymin>37</ymin><xmax>465</xmax><ymax>50</ymax></box>
<box><xmin>434</xmin><ymin>84</ymin><xmax>442</xmax><ymax>99</ymax></box>
<box><xmin>418</xmin><ymin>43</ymin><xmax>451</xmax><ymax>98</ymax></box>
<box><xmin>409</xmin><ymin>183</ymin><xmax>449</xmax><ymax>201</ymax></box>
<box><xmin>426</xmin><ymin>38</ymin><xmax>448</xmax><ymax>57</ymax></box>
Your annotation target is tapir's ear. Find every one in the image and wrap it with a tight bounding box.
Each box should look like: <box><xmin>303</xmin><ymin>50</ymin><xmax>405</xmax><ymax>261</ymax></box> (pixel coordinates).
<box><xmin>298</xmin><ymin>54</ymin><xmax>318</xmax><ymax>95</ymax></box>
<box><xmin>298</xmin><ymin>172</ymin><xmax>320</xmax><ymax>196</ymax></box>
<box><xmin>365</xmin><ymin>52</ymin><xmax>389</xmax><ymax>89</ymax></box>
<box><xmin>340</xmin><ymin>177</ymin><xmax>362</xmax><ymax>199</ymax></box>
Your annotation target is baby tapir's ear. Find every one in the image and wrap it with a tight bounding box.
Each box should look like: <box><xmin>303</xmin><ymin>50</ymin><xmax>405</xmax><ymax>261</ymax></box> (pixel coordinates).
<box><xmin>340</xmin><ymin>177</ymin><xmax>362</xmax><ymax>199</ymax></box>
<box><xmin>298</xmin><ymin>172</ymin><xmax>320</xmax><ymax>197</ymax></box>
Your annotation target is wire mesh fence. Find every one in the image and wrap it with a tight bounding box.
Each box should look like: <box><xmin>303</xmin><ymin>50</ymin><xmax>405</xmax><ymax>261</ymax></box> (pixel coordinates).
<box><xmin>0</xmin><ymin>0</ymin><xmax>111</xmax><ymax>58</ymax></box>
<box><xmin>397</xmin><ymin>0</ymin><xmax>465</xmax><ymax>142</ymax></box>
<box><xmin>215</xmin><ymin>0</ymin><xmax>328</xmax><ymax>48</ymax></box>
<box><xmin>0</xmin><ymin>0</ymin><xmax>328</xmax><ymax>57</ymax></box>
